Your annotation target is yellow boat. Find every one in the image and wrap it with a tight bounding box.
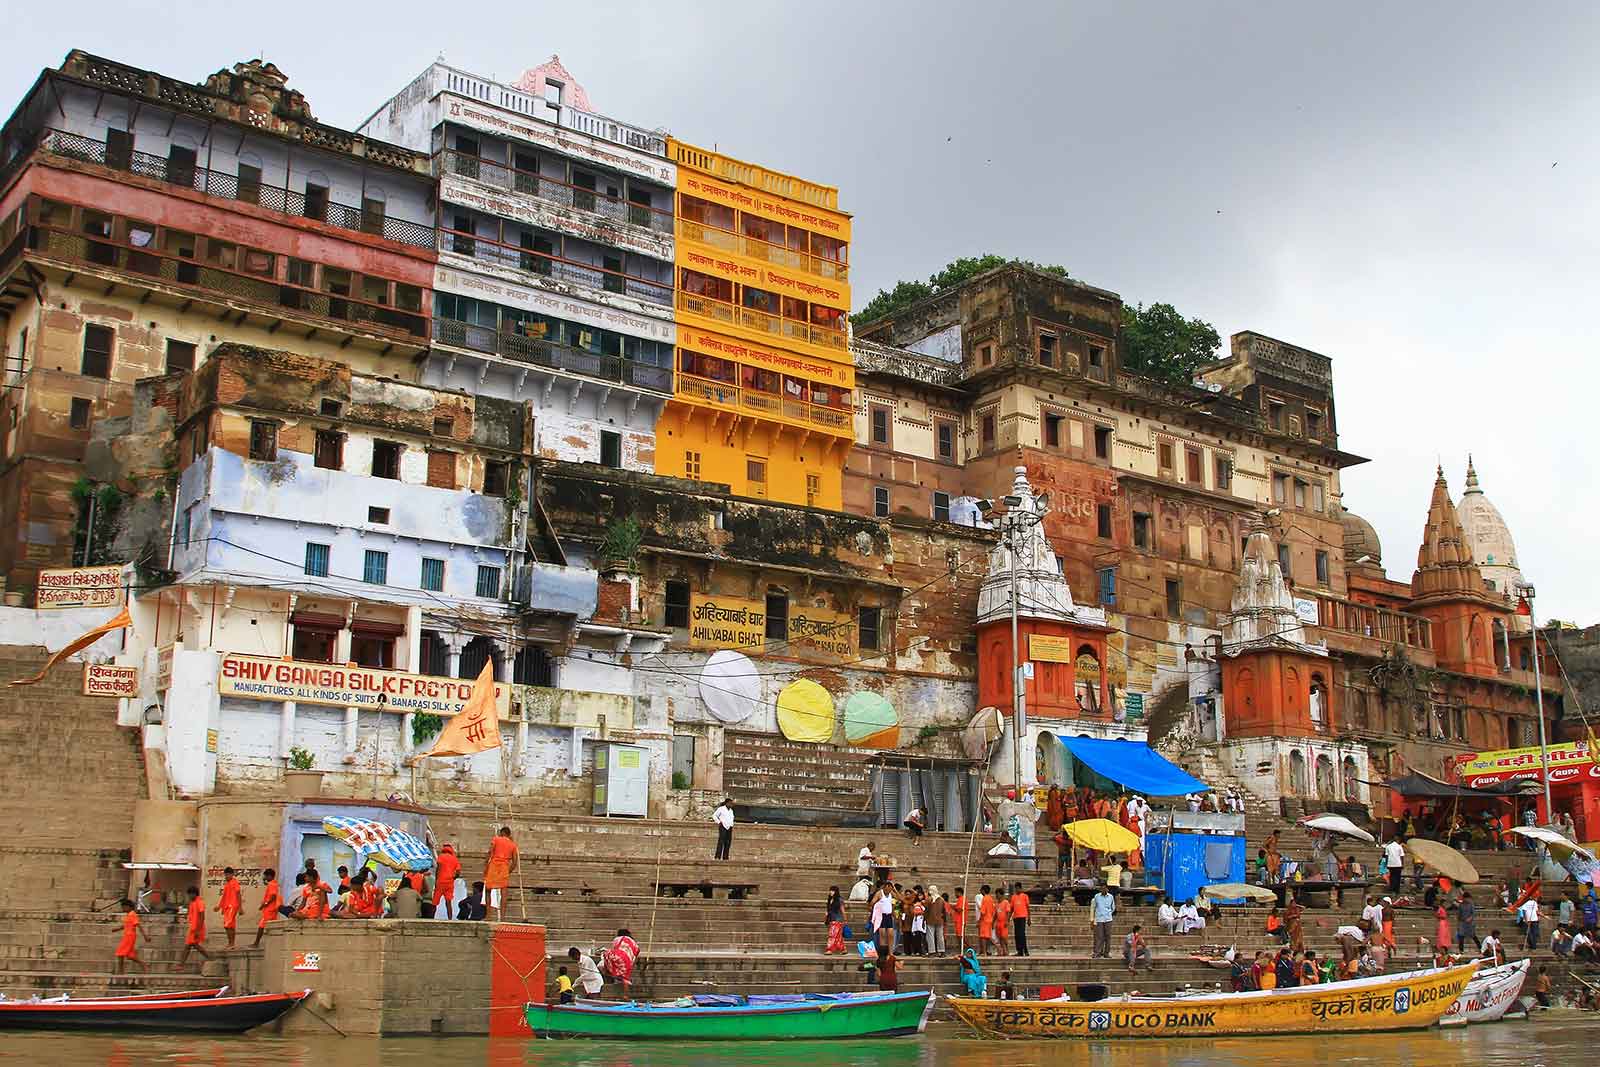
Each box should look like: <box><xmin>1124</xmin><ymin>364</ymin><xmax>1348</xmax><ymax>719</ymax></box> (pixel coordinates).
<box><xmin>949</xmin><ymin>962</ymin><xmax>1479</xmax><ymax>1039</ymax></box>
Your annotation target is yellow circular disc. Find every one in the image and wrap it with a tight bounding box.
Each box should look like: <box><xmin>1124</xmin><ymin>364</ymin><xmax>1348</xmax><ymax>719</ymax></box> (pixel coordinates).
<box><xmin>776</xmin><ymin>679</ymin><xmax>836</xmax><ymax>743</ymax></box>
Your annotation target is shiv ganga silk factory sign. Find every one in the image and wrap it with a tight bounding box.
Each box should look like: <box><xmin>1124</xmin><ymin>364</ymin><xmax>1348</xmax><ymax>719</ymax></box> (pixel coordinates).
<box><xmin>217</xmin><ymin>653</ymin><xmax>510</xmax><ymax>715</ymax></box>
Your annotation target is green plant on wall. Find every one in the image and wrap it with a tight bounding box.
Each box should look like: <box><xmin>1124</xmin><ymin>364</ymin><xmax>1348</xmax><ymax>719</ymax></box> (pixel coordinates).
<box><xmin>501</xmin><ymin>462</ymin><xmax>525</xmax><ymax>547</ymax></box>
<box><xmin>412</xmin><ymin>713</ymin><xmax>444</xmax><ymax>748</ymax></box>
<box><xmin>287</xmin><ymin>746</ymin><xmax>315</xmax><ymax>771</ymax></box>
<box><xmin>600</xmin><ymin>515</ymin><xmax>642</xmax><ymax>566</ymax></box>
<box><xmin>70</xmin><ymin>478</ymin><xmax>124</xmax><ymax>567</ymax></box>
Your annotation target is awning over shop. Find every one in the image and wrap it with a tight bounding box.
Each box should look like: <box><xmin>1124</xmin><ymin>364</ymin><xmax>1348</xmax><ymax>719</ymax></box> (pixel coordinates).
<box><xmin>1059</xmin><ymin>736</ymin><xmax>1207</xmax><ymax>797</ymax></box>
<box><xmin>1384</xmin><ymin>772</ymin><xmax>1520</xmax><ymax>799</ymax></box>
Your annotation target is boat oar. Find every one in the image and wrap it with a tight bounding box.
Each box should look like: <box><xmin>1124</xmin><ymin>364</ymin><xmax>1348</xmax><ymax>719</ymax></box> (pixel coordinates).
<box><xmin>297</xmin><ymin>998</ymin><xmax>349</xmax><ymax>1037</ymax></box>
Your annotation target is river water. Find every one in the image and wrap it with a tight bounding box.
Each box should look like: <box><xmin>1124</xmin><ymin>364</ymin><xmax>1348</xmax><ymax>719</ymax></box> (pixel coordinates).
<box><xmin>5</xmin><ymin>1016</ymin><xmax>1588</xmax><ymax>1067</ymax></box>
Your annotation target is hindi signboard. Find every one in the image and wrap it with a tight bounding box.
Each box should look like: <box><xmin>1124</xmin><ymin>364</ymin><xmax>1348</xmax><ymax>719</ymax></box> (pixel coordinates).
<box><xmin>217</xmin><ymin>654</ymin><xmax>511</xmax><ymax>716</ymax></box>
<box><xmin>35</xmin><ymin>565</ymin><xmax>122</xmax><ymax>609</ymax></box>
<box><xmin>82</xmin><ymin>663</ymin><xmax>138</xmax><ymax>697</ymax></box>
<box><xmin>688</xmin><ymin>594</ymin><xmax>767</xmax><ymax>652</ymax></box>
<box><xmin>1028</xmin><ymin>634</ymin><xmax>1075</xmax><ymax>663</ymax></box>
<box><xmin>1455</xmin><ymin>741</ymin><xmax>1596</xmax><ymax>787</ymax></box>
<box><xmin>791</xmin><ymin>607</ymin><xmax>856</xmax><ymax>657</ymax></box>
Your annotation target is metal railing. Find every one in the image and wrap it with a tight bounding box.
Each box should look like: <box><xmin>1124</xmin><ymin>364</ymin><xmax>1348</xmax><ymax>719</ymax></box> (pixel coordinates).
<box><xmin>440</xmin><ymin>149</ymin><xmax>674</xmax><ymax>235</ymax></box>
<box><xmin>39</xmin><ymin>129</ymin><xmax>436</xmax><ymax>249</ymax></box>
<box><xmin>26</xmin><ymin>224</ymin><xmax>427</xmax><ymax>338</ymax></box>
<box><xmin>677</xmin><ymin>372</ymin><xmax>854</xmax><ymax>432</ymax></box>
<box><xmin>432</xmin><ymin>318</ymin><xmax>672</xmax><ymax>393</ymax></box>
<box><xmin>676</xmin><ymin>217</ymin><xmax>848</xmax><ymax>282</ymax></box>
<box><xmin>438</xmin><ymin>227</ymin><xmax>672</xmax><ymax>306</ymax></box>
<box><xmin>675</xmin><ymin>292</ymin><xmax>846</xmax><ymax>352</ymax></box>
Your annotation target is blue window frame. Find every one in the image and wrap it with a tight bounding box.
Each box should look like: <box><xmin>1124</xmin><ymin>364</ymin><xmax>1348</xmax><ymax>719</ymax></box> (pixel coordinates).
<box><xmin>304</xmin><ymin>542</ymin><xmax>330</xmax><ymax>577</ymax></box>
<box><xmin>363</xmin><ymin>549</ymin><xmax>389</xmax><ymax>585</ymax></box>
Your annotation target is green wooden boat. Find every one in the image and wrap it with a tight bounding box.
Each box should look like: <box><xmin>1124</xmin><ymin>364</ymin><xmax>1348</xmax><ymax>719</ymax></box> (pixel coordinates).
<box><xmin>525</xmin><ymin>990</ymin><xmax>935</xmax><ymax>1040</ymax></box>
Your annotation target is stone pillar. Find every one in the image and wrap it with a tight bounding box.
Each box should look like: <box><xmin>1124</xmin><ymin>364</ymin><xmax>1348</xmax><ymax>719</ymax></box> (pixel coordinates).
<box><xmin>443</xmin><ymin>633</ymin><xmax>465</xmax><ymax>678</ymax></box>
<box><xmin>401</xmin><ymin>713</ymin><xmax>415</xmax><ymax>760</ymax></box>
<box><xmin>344</xmin><ymin>706</ymin><xmax>359</xmax><ymax>754</ymax></box>
<box><xmin>403</xmin><ymin>604</ymin><xmax>423</xmax><ymax>672</ymax></box>
<box><xmin>493</xmin><ymin>641</ymin><xmax>511</xmax><ymax>683</ymax></box>
<box><xmin>279</xmin><ymin>700</ymin><xmax>296</xmax><ymax>760</ymax></box>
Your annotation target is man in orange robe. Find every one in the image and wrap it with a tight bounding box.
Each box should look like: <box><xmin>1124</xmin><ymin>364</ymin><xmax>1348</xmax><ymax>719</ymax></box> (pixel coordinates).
<box><xmin>113</xmin><ymin>897</ymin><xmax>147</xmax><ymax>974</ymax></box>
<box><xmin>216</xmin><ymin>867</ymin><xmax>243</xmax><ymax>948</ymax></box>
<box><xmin>433</xmin><ymin>843</ymin><xmax>462</xmax><ymax>920</ymax></box>
<box><xmin>483</xmin><ymin>826</ymin><xmax>519</xmax><ymax>922</ymax></box>
<box><xmin>253</xmin><ymin>869</ymin><xmax>281</xmax><ymax>947</ymax></box>
<box><xmin>178</xmin><ymin>886</ymin><xmax>211</xmax><ymax>972</ymax></box>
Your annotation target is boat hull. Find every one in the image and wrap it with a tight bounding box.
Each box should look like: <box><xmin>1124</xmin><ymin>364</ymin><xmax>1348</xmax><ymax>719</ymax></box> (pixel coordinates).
<box><xmin>0</xmin><ymin>990</ymin><xmax>307</xmax><ymax>1033</ymax></box>
<box><xmin>1441</xmin><ymin>959</ymin><xmax>1530</xmax><ymax>1026</ymax></box>
<box><xmin>950</xmin><ymin>964</ymin><xmax>1478</xmax><ymax>1039</ymax></box>
<box><xmin>527</xmin><ymin>990</ymin><xmax>933</xmax><ymax>1040</ymax></box>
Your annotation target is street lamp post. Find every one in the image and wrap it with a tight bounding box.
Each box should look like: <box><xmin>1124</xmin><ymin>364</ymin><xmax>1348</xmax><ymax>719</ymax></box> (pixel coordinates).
<box><xmin>1517</xmin><ymin>583</ymin><xmax>1553</xmax><ymax>821</ymax></box>
<box><xmin>998</xmin><ymin>493</ymin><xmax>1046</xmax><ymax>793</ymax></box>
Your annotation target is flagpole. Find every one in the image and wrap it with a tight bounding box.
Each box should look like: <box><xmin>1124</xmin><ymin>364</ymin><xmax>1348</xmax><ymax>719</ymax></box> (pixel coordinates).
<box><xmin>1520</xmin><ymin>584</ymin><xmax>1553</xmax><ymax>822</ymax></box>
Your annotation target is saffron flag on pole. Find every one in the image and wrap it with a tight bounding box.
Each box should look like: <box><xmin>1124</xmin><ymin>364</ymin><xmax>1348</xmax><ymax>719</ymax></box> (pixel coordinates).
<box><xmin>419</xmin><ymin>660</ymin><xmax>501</xmax><ymax>758</ymax></box>
<box><xmin>7</xmin><ymin>606</ymin><xmax>132</xmax><ymax>686</ymax></box>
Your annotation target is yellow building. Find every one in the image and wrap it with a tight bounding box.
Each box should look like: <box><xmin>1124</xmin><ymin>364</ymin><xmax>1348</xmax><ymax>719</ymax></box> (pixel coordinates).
<box><xmin>659</xmin><ymin>139</ymin><xmax>854</xmax><ymax>508</ymax></box>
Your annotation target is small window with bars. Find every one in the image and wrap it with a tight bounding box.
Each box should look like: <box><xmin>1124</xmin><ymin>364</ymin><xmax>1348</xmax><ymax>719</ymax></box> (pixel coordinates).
<box><xmin>304</xmin><ymin>542</ymin><xmax>330</xmax><ymax>577</ymax></box>
<box><xmin>363</xmin><ymin>549</ymin><xmax>389</xmax><ymax>585</ymax></box>
<box><xmin>420</xmin><ymin>557</ymin><xmax>445</xmax><ymax>592</ymax></box>
<box><xmin>476</xmin><ymin>564</ymin><xmax>503</xmax><ymax>599</ymax></box>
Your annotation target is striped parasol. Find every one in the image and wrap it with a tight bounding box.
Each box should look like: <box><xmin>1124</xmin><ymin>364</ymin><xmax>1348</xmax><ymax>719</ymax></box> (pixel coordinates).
<box><xmin>322</xmin><ymin>816</ymin><xmax>434</xmax><ymax>872</ymax></box>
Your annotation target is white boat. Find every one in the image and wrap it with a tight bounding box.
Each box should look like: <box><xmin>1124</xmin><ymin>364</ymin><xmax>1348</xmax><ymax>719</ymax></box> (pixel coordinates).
<box><xmin>1440</xmin><ymin>958</ymin><xmax>1530</xmax><ymax>1026</ymax></box>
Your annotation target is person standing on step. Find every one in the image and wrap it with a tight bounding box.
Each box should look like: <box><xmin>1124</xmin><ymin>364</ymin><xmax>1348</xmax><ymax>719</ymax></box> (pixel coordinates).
<box><xmin>432</xmin><ymin>843</ymin><xmax>462</xmax><ymax>920</ymax></box>
<box><xmin>825</xmin><ymin>886</ymin><xmax>847</xmax><ymax>954</ymax></box>
<box><xmin>483</xmin><ymin>826</ymin><xmax>519</xmax><ymax>923</ymax></box>
<box><xmin>953</xmin><ymin>885</ymin><xmax>967</xmax><ymax>949</ymax></box>
<box><xmin>1010</xmin><ymin>882</ymin><xmax>1031</xmax><ymax>956</ymax></box>
<box><xmin>113</xmin><ymin>897</ymin><xmax>147</xmax><ymax>975</ymax></box>
<box><xmin>977</xmin><ymin>884</ymin><xmax>996</xmax><ymax>956</ymax></box>
<box><xmin>1384</xmin><ymin>837</ymin><xmax>1405</xmax><ymax>894</ymax></box>
<box><xmin>927</xmin><ymin>886</ymin><xmax>947</xmax><ymax>957</ymax></box>
<box><xmin>993</xmin><ymin>888</ymin><xmax>1011</xmax><ymax>956</ymax></box>
<box><xmin>177</xmin><ymin>886</ymin><xmax>211</xmax><ymax>973</ymax></box>
<box><xmin>713</xmin><ymin>798</ymin><xmax>735</xmax><ymax>861</ymax></box>
<box><xmin>1090</xmin><ymin>882</ymin><xmax>1116</xmax><ymax>959</ymax></box>
<box><xmin>253</xmin><ymin>869</ymin><xmax>281</xmax><ymax>948</ymax></box>
<box><xmin>216</xmin><ymin>867</ymin><xmax>242</xmax><ymax>949</ymax></box>
<box><xmin>856</xmin><ymin>841</ymin><xmax>876</xmax><ymax>883</ymax></box>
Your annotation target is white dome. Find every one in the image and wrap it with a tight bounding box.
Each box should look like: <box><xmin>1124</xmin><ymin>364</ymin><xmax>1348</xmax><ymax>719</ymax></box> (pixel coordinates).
<box><xmin>1457</xmin><ymin>457</ymin><xmax>1523</xmax><ymax>594</ymax></box>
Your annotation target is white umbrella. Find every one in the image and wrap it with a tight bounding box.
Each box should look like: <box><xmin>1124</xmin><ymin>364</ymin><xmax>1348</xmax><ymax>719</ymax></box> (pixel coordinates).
<box><xmin>1299</xmin><ymin>813</ymin><xmax>1376</xmax><ymax>844</ymax></box>
<box><xmin>1509</xmin><ymin>825</ymin><xmax>1595</xmax><ymax>861</ymax></box>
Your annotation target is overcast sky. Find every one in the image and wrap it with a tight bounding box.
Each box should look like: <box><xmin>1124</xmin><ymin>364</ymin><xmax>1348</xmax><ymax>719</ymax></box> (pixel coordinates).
<box><xmin>7</xmin><ymin>2</ymin><xmax>1593</xmax><ymax>622</ymax></box>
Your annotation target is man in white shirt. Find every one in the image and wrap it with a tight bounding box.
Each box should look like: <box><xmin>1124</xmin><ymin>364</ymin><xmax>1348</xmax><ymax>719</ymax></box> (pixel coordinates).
<box><xmin>1383</xmin><ymin>839</ymin><xmax>1405</xmax><ymax>893</ymax></box>
<box><xmin>1178</xmin><ymin>900</ymin><xmax>1205</xmax><ymax>934</ymax></box>
<box><xmin>570</xmin><ymin>946</ymin><xmax>604</xmax><ymax>996</ymax></box>
<box><xmin>1361</xmin><ymin>895</ymin><xmax>1384</xmax><ymax>936</ymax></box>
<box><xmin>1480</xmin><ymin>930</ymin><xmax>1504</xmax><ymax>965</ymax></box>
<box><xmin>870</xmin><ymin>886</ymin><xmax>894</xmax><ymax>953</ymax></box>
<box><xmin>857</xmin><ymin>842</ymin><xmax>876</xmax><ymax>880</ymax></box>
<box><xmin>1186</xmin><ymin>793</ymin><xmax>1202</xmax><ymax>813</ymax></box>
<box><xmin>712</xmin><ymin>799</ymin><xmax>735</xmax><ymax>861</ymax></box>
<box><xmin>1519</xmin><ymin>897</ymin><xmax>1541</xmax><ymax>950</ymax></box>
<box><xmin>1157</xmin><ymin>897</ymin><xmax>1179</xmax><ymax>934</ymax></box>
<box><xmin>1573</xmin><ymin>928</ymin><xmax>1596</xmax><ymax>962</ymax></box>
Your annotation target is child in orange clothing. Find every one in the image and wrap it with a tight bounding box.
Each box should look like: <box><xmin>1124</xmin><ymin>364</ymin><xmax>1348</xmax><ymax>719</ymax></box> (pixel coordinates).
<box><xmin>253</xmin><ymin>868</ymin><xmax>281</xmax><ymax>948</ymax></box>
<box><xmin>113</xmin><ymin>898</ymin><xmax>147</xmax><ymax>974</ymax></box>
<box><xmin>216</xmin><ymin>867</ymin><xmax>243</xmax><ymax>948</ymax></box>
<box><xmin>178</xmin><ymin>886</ymin><xmax>211</xmax><ymax>972</ymax></box>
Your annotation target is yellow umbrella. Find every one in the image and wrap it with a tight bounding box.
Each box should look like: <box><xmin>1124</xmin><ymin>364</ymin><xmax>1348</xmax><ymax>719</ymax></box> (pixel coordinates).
<box><xmin>1062</xmin><ymin>818</ymin><xmax>1141</xmax><ymax>853</ymax></box>
<box><xmin>1404</xmin><ymin>837</ymin><xmax>1480</xmax><ymax>884</ymax></box>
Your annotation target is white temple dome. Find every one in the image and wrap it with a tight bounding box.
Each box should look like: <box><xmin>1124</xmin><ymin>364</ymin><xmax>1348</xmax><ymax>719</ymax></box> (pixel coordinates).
<box><xmin>1456</xmin><ymin>456</ymin><xmax>1523</xmax><ymax>595</ymax></box>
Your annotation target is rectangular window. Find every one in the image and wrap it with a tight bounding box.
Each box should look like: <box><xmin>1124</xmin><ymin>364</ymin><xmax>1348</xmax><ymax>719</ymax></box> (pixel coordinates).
<box><xmin>483</xmin><ymin>461</ymin><xmax>509</xmax><ymax>497</ymax></box>
<box><xmin>320</xmin><ymin>398</ymin><xmax>342</xmax><ymax>417</ymax></box>
<box><xmin>363</xmin><ymin>549</ymin><xmax>389</xmax><ymax>585</ymax></box>
<box><xmin>665</xmin><ymin>580</ymin><xmax>690</xmax><ymax>628</ymax></box>
<box><xmin>1096</xmin><ymin>502</ymin><xmax>1112</xmax><ymax>539</ymax></box>
<box><xmin>1306</xmin><ymin>409</ymin><xmax>1323</xmax><ymax>438</ymax></box>
<box><xmin>367</xmin><ymin>506</ymin><xmax>390</xmax><ymax>524</ymax></box>
<box><xmin>1098</xmin><ymin>566</ymin><xmax>1117</xmax><ymax>607</ymax></box>
<box><xmin>420</xmin><ymin>557</ymin><xmax>445</xmax><ymax>592</ymax></box>
<box><xmin>69</xmin><ymin>397</ymin><xmax>92</xmax><ymax>430</ymax></box>
<box><xmin>806</xmin><ymin>473</ymin><xmax>821</xmax><ymax>508</ymax></box>
<box><xmin>426</xmin><ymin>450</ymin><xmax>455</xmax><ymax>489</ymax></box>
<box><xmin>765</xmin><ymin>592</ymin><xmax>788</xmax><ymax>639</ymax></box>
<box><xmin>1087</xmin><ymin>344</ymin><xmax>1106</xmax><ymax>371</ymax></box>
<box><xmin>1133</xmin><ymin>512</ymin><xmax>1152</xmax><ymax>550</ymax></box>
<box><xmin>248</xmin><ymin>419</ymin><xmax>277</xmax><ymax>461</ymax></box>
<box><xmin>1294</xmin><ymin>479</ymin><xmax>1308</xmax><ymax>509</ymax></box>
<box><xmin>858</xmin><ymin>606</ymin><xmax>882</xmax><ymax>651</ymax></box>
<box><xmin>304</xmin><ymin>182</ymin><xmax>329</xmax><ymax>221</ymax></box>
<box><xmin>684</xmin><ymin>451</ymin><xmax>702</xmax><ymax>480</ymax></box>
<box><xmin>165</xmin><ymin>339</ymin><xmax>196</xmax><ymax>374</ymax></box>
<box><xmin>476</xmin><ymin>564</ymin><xmax>503</xmax><ymax>599</ymax></box>
<box><xmin>978</xmin><ymin>342</ymin><xmax>994</xmax><ymax>367</ymax></box>
<box><xmin>1268</xmin><ymin>400</ymin><xmax>1284</xmax><ymax>430</ymax></box>
<box><xmin>433</xmin><ymin>415</ymin><xmax>454</xmax><ymax>437</ymax></box>
<box><xmin>874</xmin><ymin>486</ymin><xmax>890</xmax><ymax>517</ymax></box>
<box><xmin>1216</xmin><ymin>457</ymin><xmax>1233</xmax><ymax>490</ymax></box>
<box><xmin>1272</xmin><ymin>472</ymin><xmax>1288</xmax><ymax>504</ymax></box>
<box><xmin>1158</xmin><ymin>441</ymin><xmax>1174</xmax><ymax>472</ymax></box>
<box><xmin>1312</xmin><ymin>483</ymin><xmax>1325</xmax><ymax>512</ymax></box>
<box><xmin>236</xmin><ymin>163</ymin><xmax>262</xmax><ymax>205</ymax></box>
<box><xmin>166</xmin><ymin>144</ymin><xmax>197</xmax><ymax>188</ymax></box>
<box><xmin>933</xmin><ymin>491</ymin><xmax>951</xmax><ymax>523</ymax></box>
<box><xmin>869</xmin><ymin>405</ymin><xmax>891</xmax><ymax>445</ymax></box>
<box><xmin>1278</xmin><ymin>544</ymin><xmax>1292</xmax><ymax>579</ymax></box>
<box><xmin>600</xmin><ymin>431</ymin><xmax>622</xmax><ymax>468</ymax></box>
<box><xmin>671</xmin><ymin>733</ymin><xmax>696</xmax><ymax>787</ymax></box>
<box><xmin>313</xmin><ymin>430</ymin><xmax>343</xmax><ymax>471</ymax></box>
<box><xmin>1185</xmin><ymin>447</ymin><xmax>1202</xmax><ymax>483</ymax></box>
<box><xmin>105</xmin><ymin>127</ymin><xmax>134</xmax><ymax>170</ymax></box>
<box><xmin>1037</xmin><ymin>333</ymin><xmax>1056</xmax><ymax>367</ymax></box>
<box><xmin>1315</xmin><ymin>550</ymin><xmax>1330</xmax><ymax>585</ymax></box>
<box><xmin>1165</xmin><ymin>579</ymin><xmax>1182</xmax><ymax>620</ymax></box>
<box><xmin>981</xmin><ymin>414</ymin><xmax>996</xmax><ymax>447</ymax></box>
<box><xmin>304</xmin><ymin>542</ymin><xmax>330</xmax><ymax>577</ymax></box>
<box><xmin>81</xmin><ymin>324</ymin><xmax>113</xmax><ymax>379</ymax></box>
<box><xmin>1043</xmin><ymin>413</ymin><xmax>1062</xmax><ymax>448</ymax></box>
<box><xmin>1093</xmin><ymin>425</ymin><xmax>1111</xmax><ymax>459</ymax></box>
<box><xmin>180</xmin><ymin>504</ymin><xmax>195</xmax><ymax>548</ymax></box>
<box><xmin>936</xmin><ymin>422</ymin><xmax>954</xmax><ymax>460</ymax></box>
<box><xmin>372</xmin><ymin>440</ymin><xmax>402</xmax><ymax>480</ymax></box>
<box><xmin>746</xmin><ymin>457</ymin><xmax>767</xmax><ymax>496</ymax></box>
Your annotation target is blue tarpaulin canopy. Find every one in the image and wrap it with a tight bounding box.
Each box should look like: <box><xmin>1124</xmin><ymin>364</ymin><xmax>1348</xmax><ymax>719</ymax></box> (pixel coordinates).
<box><xmin>1059</xmin><ymin>737</ymin><xmax>1208</xmax><ymax>797</ymax></box>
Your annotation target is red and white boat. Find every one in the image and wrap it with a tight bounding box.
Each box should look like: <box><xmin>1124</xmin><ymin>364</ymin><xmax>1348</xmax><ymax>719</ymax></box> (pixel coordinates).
<box><xmin>1440</xmin><ymin>959</ymin><xmax>1531</xmax><ymax>1026</ymax></box>
<box><xmin>0</xmin><ymin>989</ymin><xmax>307</xmax><ymax>1032</ymax></box>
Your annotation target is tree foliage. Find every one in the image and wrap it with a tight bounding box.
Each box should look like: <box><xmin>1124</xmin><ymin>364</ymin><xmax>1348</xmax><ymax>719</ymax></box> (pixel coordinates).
<box><xmin>855</xmin><ymin>255</ymin><xmax>1067</xmax><ymax>325</ymax></box>
<box><xmin>1118</xmin><ymin>302</ymin><xmax>1221</xmax><ymax>387</ymax></box>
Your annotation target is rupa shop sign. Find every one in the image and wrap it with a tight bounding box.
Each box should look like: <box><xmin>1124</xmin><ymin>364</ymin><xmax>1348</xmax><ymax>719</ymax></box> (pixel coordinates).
<box><xmin>218</xmin><ymin>654</ymin><xmax>510</xmax><ymax>716</ymax></box>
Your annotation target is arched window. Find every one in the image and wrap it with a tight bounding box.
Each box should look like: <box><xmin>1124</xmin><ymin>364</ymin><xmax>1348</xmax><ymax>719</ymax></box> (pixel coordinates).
<box><xmin>1342</xmin><ymin>756</ymin><xmax>1360</xmax><ymax>801</ymax></box>
<box><xmin>1309</xmin><ymin>673</ymin><xmax>1328</xmax><ymax>732</ymax></box>
<box><xmin>459</xmin><ymin>635</ymin><xmax>498</xmax><ymax>680</ymax></box>
<box><xmin>1075</xmin><ymin>647</ymin><xmax>1101</xmax><ymax>717</ymax></box>
<box><xmin>1289</xmin><ymin>750</ymin><xmax>1308</xmax><ymax>795</ymax></box>
<box><xmin>1315</xmin><ymin>753</ymin><xmax>1335</xmax><ymax>798</ymax></box>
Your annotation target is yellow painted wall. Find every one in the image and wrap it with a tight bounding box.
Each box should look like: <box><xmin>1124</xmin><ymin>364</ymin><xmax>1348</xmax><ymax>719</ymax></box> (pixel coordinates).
<box><xmin>656</xmin><ymin>400</ymin><xmax>844</xmax><ymax>509</ymax></box>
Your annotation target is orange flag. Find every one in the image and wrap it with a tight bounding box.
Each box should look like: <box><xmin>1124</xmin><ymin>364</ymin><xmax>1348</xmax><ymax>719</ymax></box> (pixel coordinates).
<box><xmin>8</xmin><ymin>606</ymin><xmax>132</xmax><ymax>686</ymax></box>
<box><xmin>419</xmin><ymin>660</ymin><xmax>502</xmax><ymax>758</ymax></box>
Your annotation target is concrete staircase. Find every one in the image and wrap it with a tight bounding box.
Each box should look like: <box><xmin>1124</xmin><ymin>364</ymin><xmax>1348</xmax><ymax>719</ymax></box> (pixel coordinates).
<box><xmin>723</xmin><ymin>732</ymin><xmax>875</xmax><ymax>817</ymax></box>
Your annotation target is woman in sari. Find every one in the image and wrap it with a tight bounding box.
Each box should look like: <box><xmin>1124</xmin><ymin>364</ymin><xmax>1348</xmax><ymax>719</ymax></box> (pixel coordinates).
<box><xmin>1046</xmin><ymin>786</ymin><xmax>1065</xmax><ymax>833</ymax></box>
<box><xmin>1286</xmin><ymin>898</ymin><xmax>1307</xmax><ymax>952</ymax></box>
<box><xmin>959</xmin><ymin>948</ymin><xmax>987</xmax><ymax>997</ymax></box>
<box><xmin>825</xmin><ymin>886</ymin><xmax>846</xmax><ymax>954</ymax></box>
